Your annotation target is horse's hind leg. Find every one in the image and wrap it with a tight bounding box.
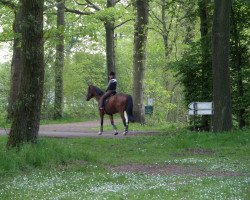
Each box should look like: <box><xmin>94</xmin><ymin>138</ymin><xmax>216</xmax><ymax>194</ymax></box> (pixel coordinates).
<box><xmin>120</xmin><ymin>111</ymin><xmax>128</xmax><ymax>135</ymax></box>
<box><xmin>110</xmin><ymin>115</ymin><xmax>118</xmax><ymax>135</ymax></box>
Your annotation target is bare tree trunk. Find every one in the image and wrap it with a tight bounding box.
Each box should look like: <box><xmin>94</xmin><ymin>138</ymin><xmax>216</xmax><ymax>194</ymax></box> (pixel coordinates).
<box><xmin>105</xmin><ymin>21</ymin><xmax>115</xmax><ymax>75</ymax></box>
<box><xmin>7</xmin><ymin>8</ymin><xmax>22</xmax><ymax>120</ymax></box>
<box><xmin>161</xmin><ymin>0</ymin><xmax>170</xmax><ymax>59</ymax></box>
<box><xmin>212</xmin><ymin>0</ymin><xmax>232</xmax><ymax>132</ymax></box>
<box><xmin>7</xmin><ymin>0</ymin><xmax>45</xmax><ymax>147</ymax></box>
<box><xmin>199</xmin><ymin>0</ymin><xmax>212</xmax><ymax>129</ymax></box>
<box><xmin>132</xmin><ymin>0</ymin><xmax>149</xmax><ymax>123</ymax></box>
<box><xmin>54</xmin><ymin>0</ymin><xmax>65</xmax><ymax>119</ymax></box>
<box><xmin>105</xmin><ymin>0</ymin><xmax>116</xmax><ymax>77</ymax></box>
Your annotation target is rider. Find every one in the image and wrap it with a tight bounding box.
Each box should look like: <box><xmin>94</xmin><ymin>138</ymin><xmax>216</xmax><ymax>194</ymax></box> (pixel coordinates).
<box><xmin>99</xmin><ymin>71</ymin><xmax>117</xmax><ymax>110</ymax></box>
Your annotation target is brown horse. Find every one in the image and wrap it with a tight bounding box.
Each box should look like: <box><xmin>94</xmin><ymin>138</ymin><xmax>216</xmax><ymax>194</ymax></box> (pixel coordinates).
<box><xmin>86</xmin><ymin>85</ymin><xmax>134</xmax><ymax>135</ymax></box>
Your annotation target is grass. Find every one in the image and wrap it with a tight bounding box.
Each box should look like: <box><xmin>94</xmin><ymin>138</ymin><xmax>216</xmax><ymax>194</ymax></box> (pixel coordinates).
<box><xmin>0</xmin><ymin>116</ymin><xmax>99</xmax><ymax>128</ymax></box>
<box><xmin>40</xmin><ymin>116</ymin><xmax>99</xmax><ymax>125</ymax></box>
<box><xmin>1</xmin><ymin>171</ymin><xmax>249</xmax><ymax>199</ymax></box>
<box><xmin>0</xmin><ymin>125</ymin><xmax>249</xmax><ymax>199</ymax></box>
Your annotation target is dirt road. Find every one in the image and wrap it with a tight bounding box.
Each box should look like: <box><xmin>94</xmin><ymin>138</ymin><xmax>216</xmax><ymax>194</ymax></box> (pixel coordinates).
<box><xmin>0</xmin><ymin>119</ymin><xmax>158</xmax><ymax>138</ymax></box>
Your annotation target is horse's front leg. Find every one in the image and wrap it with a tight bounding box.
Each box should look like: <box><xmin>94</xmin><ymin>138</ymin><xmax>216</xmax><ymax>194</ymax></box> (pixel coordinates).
<box><xmin>99</xmin><ymin>112</ymin><xmax>104</xmax><ymax>135</ymax></box>
<box><xmin>110</xmin><ymin>115</ymin><xmax>118</xmax><ymax>135</ymax></box>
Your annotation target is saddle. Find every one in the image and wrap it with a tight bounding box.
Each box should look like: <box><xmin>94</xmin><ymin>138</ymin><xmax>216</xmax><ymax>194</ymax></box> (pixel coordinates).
<box><xmin>104</xmin><ymin>92</ymin><xmax>116</xmax><ymax>107</ymax></box>
<box><xmin>105</xmin><ymin>93</ymin><xmax>116</xmax><ymax>102</ymax></box>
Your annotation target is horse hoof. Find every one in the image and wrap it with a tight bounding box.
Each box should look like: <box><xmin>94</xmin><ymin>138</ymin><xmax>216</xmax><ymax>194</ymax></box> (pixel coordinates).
<box><xmin>114</xmin><ymin>132</ymin><xmax>118</xmax><ymax>135</ymax></box>
<box><xmin>98</xmin><ymin>132</ymin><xmax>103</xmax><ymax>135</ymax></box>
<box><xmin>123</xmin><ymin>131</ymin><xmax>128</xmax><ymax>135</ymax></box>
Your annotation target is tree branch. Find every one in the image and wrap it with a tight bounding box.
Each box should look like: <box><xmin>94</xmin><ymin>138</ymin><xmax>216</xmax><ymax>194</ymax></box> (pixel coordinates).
<box><xmin>148</xmin><ymin>27</ymin><xmax>163</xmax><ymax>36</ymax></box>
<box><xmin>65</xmin><ymin>6</ymin><xmax>92</xmax><ymax>15</ymax></box>
<box><xmin>114</xmin><ymin>18</ymin><xmax>133</xmax><ymax>29</ymax></box>
<box><xmin>73</xmin><ymin>0</ymin><xmax>88</xmax><ymax>7</ymax></box>
<box><xmin>149</xmin><ymin>9</ymin><xmax>163</xmax><ymax>25</ymax></box>
<box><xmin>85</xmin><ymin>0</ymin><xmax>100</xmax><ymax>11</ymax></box>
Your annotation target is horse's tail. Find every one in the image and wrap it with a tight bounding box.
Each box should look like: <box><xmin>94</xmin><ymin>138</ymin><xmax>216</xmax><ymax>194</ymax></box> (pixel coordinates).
<box><xmin>125</xmin><ymin>95</ymin><xmax>134</xmax><ymax>123</ymax></box>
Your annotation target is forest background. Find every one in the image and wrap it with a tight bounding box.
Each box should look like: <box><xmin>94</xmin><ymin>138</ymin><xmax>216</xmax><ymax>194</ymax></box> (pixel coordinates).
<box><xmin>0</xmin><ymin>0</ymin><xmax>249</xmax><ymax>130</ymax></box>
<box><xmin>0</xmin><ymin>1</ymin><xmax>249</xmax><ymax>198</ymax></box>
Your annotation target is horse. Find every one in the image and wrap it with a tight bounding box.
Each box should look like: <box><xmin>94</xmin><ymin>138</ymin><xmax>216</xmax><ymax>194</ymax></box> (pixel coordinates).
<box><xmin>86</xmin><ymin>85</ymin><xmax>134</xmax><ymax>135</ymax></box>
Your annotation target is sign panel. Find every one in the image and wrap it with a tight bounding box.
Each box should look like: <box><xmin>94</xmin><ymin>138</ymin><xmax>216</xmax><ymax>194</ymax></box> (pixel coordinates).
<box><xmin>148</xmin><ymin>98</ymin><xmax>153</xmax><ymax>106</ymax></box>
<box><xmin>188</xmin><ymin>102</ymin><xmax>213</xmax><ymax>110</ymax></box>
<box><xmin>188</xmin><ymin>109</ymin><xmax>213</xmax><ymax>115</ymax></box>
<box><xmin>188</xmin><ymin>102</ymin><xmax>213</xmax><ymax>115</ymax></box>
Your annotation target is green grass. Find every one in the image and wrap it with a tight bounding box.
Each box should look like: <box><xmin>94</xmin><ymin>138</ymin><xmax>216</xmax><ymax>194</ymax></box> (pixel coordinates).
<box><xmin>0</xmin><ymin>127</ymin><xmax>249</xmax><ymax>199</ymax></box>
<box><xmin>40</xmin><ymin>116</ymin><xmax>99</xmax><ymax>125</ymax></box>
<box><xmin>1</xmin><ymin>170</ymin><xmax>249</xmax><ymax>199</ymax></box>
<box><xmin>0</xmin><ymin>116</ymin><xmax>99</xmax><ymax>128</ymax></box>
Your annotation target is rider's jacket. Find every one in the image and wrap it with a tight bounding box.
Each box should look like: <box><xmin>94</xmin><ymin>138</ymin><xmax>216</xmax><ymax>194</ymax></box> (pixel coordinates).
<box><xmin>106</xmin><ymin>79</ymin><xmax>117</xmax><ymax>91</ymax></box>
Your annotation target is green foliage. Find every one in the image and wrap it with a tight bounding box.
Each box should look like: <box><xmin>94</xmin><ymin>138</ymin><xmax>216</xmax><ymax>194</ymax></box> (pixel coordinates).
<box><xmin>145</xmin><ymin>66</ymin><xmax>177</xmax><ymax>122</ymax></box>
<box><xmin>143</xmin><ymin>30</ymin><xmax>185</xmax><ymax>122</ymax></box>
<box><xmin>0</xmin><ymin>0</ymin><xmax>249</xmax><ymax>128</ymax></box>
<box><xmin>0</xmin><ymin>63</ymin><xmax>10</xmax><ymax>127</ymax></box>
<box><xmin>174</xmin><ymin>0</ymin><xmax>250</xmax><ymax>128</ymax></box>
<box><xmin>116</xmin><ymin>33</ymin><xmax>134</xmax><ymax>94</ymax></box>
<box><xmin>174</xmin><ymin>41</ymin><xmax>212</xmax><ymax>105</ymax></box>
<box><xmin>0</xmin><ymin>5</ymin><xmax>14</xmax><ymax>42</ymax></box>
<box><xmin>63</xmin><ymin>52</ymin><xmax>106</xmax><ymax>117</ymax></box>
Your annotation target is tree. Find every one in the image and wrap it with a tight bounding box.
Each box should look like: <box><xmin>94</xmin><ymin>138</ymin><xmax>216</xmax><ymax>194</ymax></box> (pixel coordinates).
<box><xmin>230</xmin><ymin>0</ymin><xmax>250</xmax><ymax>128</ymax></box>
<box><xmin>7</xmin><ymin>0</ymin><xmax>45</xmax><ymax>147</ymax></box>
<box><xmin>8</xmin><ymin>9</ymin><xmax>23</xmax><ymax>121</ymax></box>
<box><xmin>0</xmin><ymin>0</ymin><xmax>22</xmax><ymax>121</ymax></box>
<box><xmin>4</xmin><ymin>2</ymin><xmax>23</xmax><ymax>120</ymax></box>
<box><xmin>148</xmin><ymin>0</ymin><xmax>188</xmax><ymax>123</ymax></box>
<box><xmin>105</xmin><ymin>0</ymin><xmax>116</xmax><ymax>75</ymax></box>
<box><xmin>198</xmin><ymin>0</ymin><xmax>212</xmax><ymax>129</ymax></box>
<box><xmin>212</xmin><ymin>0</ymin><xmax>232</xmax><ymax>131</ymax></box>
<box><xmin>149</xmin><ymin>0</ymin><xmax>181</xmax><ymax>60</ymax></box>
<box><xmin>53</xmin><ymin>0</ymin><xmax>65</xmax><ymax>119</ymax></box>
<box><xmin>132</xmin><ymin>0</ymin><xmax>149</xmax><ymax>123</ymax></box>
<box><xmin>64</xmin><ymin>0</ymin><xmax>131</xmax><ymax>77</ymax></box>
<box><xmin>182</xmin><ymin>0</ymin><xmax>196</xmax><ymax>45</ymax></box>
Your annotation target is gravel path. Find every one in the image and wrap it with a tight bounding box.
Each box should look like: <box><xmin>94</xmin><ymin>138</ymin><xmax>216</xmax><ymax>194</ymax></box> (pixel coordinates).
<box><xmin>0</xmin><ymin>119</ymin><xmax>158</xmax><ymax>138</ymax></box>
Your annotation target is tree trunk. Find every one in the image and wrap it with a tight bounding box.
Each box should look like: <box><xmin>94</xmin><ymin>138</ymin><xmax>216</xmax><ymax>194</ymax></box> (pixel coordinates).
<box><xmin>132</xmin><ymin>0</ymin><xmax>149</xmax><ymax>123</ymax></box>
<box><xmin>105</xmin><ymin>0</ymin><xmax>116</xmax><ymax>77</ymax></box>
<box><xmin>105</xmin><ymin>21</ymin><xmax>115</xmax><ymax>76</ymax></box>
<box><xmin>212</xmin><ymin>0</ymin><xmax>232</xmax><ymax>132</ymax></box>
<box><xmin>199</xmin><ymin>0</ymin><xmax>211</xmax><ymax>129</ymax></box>
<box><xmin>7</xmin><ymin>8</ymin><xmax>22</xmax><ymax>120</ymax></box>
<box><xmin>54</xmin><ymin>0</ymin><xmax>65</xmax><ymax>119</ymax></box>
<box><xmin>7</xmin><ymin>0</ymin><xmax>45</xmax><ymax>147</ymax></box>
<box><xmin>231</xmin><ymin>6</ymin><xmax>245</xmax><ymax>128</ymax></box>
<box><xmin>183</xmin><ymin>3</ymin><xmax>195</xmax><ymax>45</ymax></box>
<box><xmin>161</xmin><ymin>0</ymin><xmax>170</xmax><ymax>59</ymax></box>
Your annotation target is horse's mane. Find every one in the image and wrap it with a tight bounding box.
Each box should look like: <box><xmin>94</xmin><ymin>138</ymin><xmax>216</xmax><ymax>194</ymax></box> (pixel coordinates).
<box><xmin>92</xmin><ymin>85</ymin><xmax>104</xmax><ymax>96</ymax></box>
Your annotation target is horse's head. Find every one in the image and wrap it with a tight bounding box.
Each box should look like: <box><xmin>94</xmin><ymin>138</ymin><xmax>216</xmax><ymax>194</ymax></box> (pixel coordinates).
<box><xmin>86</xmin><ymin>85</ymin><xmax>104</xmax><ymax>101</ymax></box>
<box><xmin>86</xmin><ymin>85</ymin><xmax>94</xmax><ymax>101</ymax></box>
